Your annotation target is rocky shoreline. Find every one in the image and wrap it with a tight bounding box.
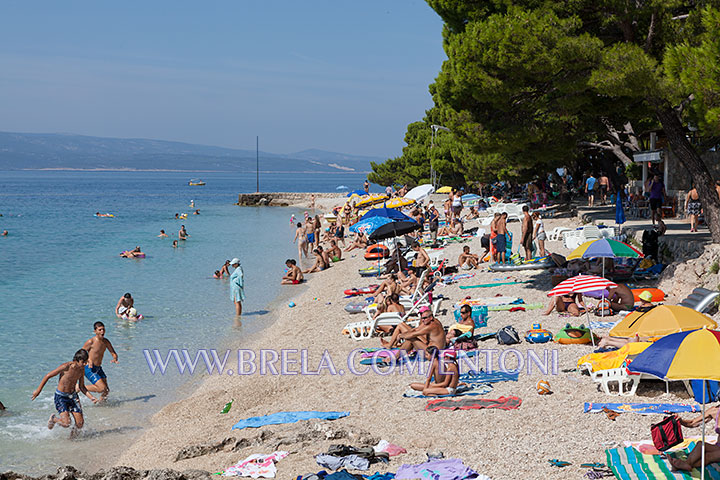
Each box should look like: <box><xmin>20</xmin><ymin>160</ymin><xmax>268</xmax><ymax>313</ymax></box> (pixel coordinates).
<box><xmin>0</xmin><ymin>466</ymin><xmax>211</xmax><ymax>480</ymax></box>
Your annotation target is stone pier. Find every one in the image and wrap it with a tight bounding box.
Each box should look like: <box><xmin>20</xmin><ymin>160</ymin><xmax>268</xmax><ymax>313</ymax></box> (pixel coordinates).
<box><xmin>236</xmin><ymin>192</ymin><xmax>338</xmax><ymax>206</ymax></box>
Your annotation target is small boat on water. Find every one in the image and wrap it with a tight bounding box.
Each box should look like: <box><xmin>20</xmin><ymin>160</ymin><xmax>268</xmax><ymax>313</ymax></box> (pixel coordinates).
<box><xmin>188</xmin><ymin>179</ymin><xmax>206</xmax><ymax>186</ymax></box>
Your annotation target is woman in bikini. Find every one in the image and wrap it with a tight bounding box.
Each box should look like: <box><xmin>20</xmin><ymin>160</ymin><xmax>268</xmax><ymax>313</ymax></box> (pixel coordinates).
<box><xmin>543</xmin><ymin>293</ymin><xmax>585</xmax><ymax>316</ymax></box>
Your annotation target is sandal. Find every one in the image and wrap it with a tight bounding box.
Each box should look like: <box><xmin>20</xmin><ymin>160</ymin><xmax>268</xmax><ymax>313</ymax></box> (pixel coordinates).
<box><xmin>548</xmin><ymin>459</ymin><xmax>571</xmax><ymax>467</ymax></box>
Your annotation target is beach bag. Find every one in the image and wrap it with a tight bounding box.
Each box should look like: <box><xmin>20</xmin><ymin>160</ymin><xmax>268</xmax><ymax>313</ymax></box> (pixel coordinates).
<box><xmin>651</xmin><ymin>416</ymin><xmax>683</xmax><ymax>451</ymax></box>
<box><xmin>496</xmin><ymin>326</ymin><xmax>521</xmax><ymax>345</ymax></box>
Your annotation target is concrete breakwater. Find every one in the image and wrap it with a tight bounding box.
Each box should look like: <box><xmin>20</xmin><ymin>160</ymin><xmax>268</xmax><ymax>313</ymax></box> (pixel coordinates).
<box><xmin>236</xmin><ymin>192</ymin><xmax>338</xmax><ymax>206</ymax></box>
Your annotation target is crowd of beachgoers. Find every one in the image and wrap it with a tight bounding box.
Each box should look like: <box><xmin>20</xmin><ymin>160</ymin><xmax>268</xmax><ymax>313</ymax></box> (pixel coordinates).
<box><xmin>15</xmin><ymin>175</ymin><xmax>720</xmax><ymax>480</ymax></box>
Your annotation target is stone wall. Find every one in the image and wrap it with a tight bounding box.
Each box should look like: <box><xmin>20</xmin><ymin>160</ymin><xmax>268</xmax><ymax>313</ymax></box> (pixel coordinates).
<box><xmin>667</xmin><ymin>150</ymin><xmax>720</xmax><ymax>191</ymax></box>
<box><xmin>236</xmin><ymin>192</ymin><xmax>338</xmax><ymax>206</ymax></box>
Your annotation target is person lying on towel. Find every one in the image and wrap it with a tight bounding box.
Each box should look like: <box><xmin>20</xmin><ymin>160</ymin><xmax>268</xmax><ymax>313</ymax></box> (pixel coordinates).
<box><xmin>669</xmin><ymin>405</ymin><xmax>720</xmax><ymax>472</ymax></box>
<box><xmin>408</xmin><ymin>348</ymin><xmax>460</xmax><ymax>396</ymax></box>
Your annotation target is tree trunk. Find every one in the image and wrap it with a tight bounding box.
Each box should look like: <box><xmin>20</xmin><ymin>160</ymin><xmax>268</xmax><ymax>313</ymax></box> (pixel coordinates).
<box><xmin>656</xmin><ymin>107</ymin><xmax>720</xmax><ymax>243</ymax></box>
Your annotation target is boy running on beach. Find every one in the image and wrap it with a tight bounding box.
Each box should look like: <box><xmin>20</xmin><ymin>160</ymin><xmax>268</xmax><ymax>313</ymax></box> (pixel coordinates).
<box><xmin>82</xmin><ymin>321</ymin><xmax>118</xmax><ymax>401</ymax></box>
<box><xmin>31</xmin><ymin>349</ymin><xmax>98</xmax><ymax>436</ymax></box>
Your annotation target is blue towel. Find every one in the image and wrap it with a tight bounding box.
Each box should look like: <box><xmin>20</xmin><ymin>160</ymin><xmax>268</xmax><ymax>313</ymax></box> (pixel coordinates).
<box><xmin>462</xmin><ymin>370</ymin><xmax>519</xmax><ymax>383</ymax></box>
<box><xmin>584</xmin><ymin>402</ymin><xmax>700</xmax><ymax>414</ymax></box>
<box><xmin>231</xmin><ymin>411</ymin><xmax>350</xmax><ymax>430</ymax></box>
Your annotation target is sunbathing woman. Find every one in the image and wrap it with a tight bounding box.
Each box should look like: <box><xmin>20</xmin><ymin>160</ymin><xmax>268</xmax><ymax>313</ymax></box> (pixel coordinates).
<box><xmin>408</xmin><ymin>348</ymin><xmax>460</xmax><ymax>396</ymax></box>
<box><xmin>543</xmin><ymin>293</ymin><xmax>585</xmax><ymax>316</ymax></box>
<box><xmin>669</xmin><ymin>405</ymin><xmax>720</xmax><ymax>472</ymax></box>
<box><xmin>302</xmin><ymin>249</ymin><xmax>328</xmax><ymax>274</ymax></box>
<box><xmin>344</xmin><ymin>232</ymin><xmax>368</xmax><ymax>252</ymax></box>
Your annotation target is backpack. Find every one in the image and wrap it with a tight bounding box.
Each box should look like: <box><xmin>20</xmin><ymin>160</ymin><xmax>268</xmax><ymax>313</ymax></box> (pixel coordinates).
<box><xmin>497</xmin><ymin>325</ymin><xmax>521</xmax><ymax>345</ymax></box>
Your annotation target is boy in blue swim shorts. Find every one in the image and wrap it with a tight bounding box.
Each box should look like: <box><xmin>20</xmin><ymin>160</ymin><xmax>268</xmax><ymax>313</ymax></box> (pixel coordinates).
<box><xmin>82</xmin><ymin>321</ymin><xmax>119</xmax><ymax>402</ymax></box>
<box><xmin>31</xmin><ymin>349</ymin><xmax>98</xmax><ymax>436</ymax></box>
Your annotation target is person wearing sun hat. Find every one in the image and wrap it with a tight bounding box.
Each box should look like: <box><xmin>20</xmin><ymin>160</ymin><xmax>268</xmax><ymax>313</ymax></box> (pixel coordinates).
<box><xmin>229</xmin><ymin>258</ymin><xmax>245</xmax><ymax>316</ymax></box>
<box><xmin>638</xmin><ymin>290</ymin><xmax>655</xmax><ymax>309</ymax></box>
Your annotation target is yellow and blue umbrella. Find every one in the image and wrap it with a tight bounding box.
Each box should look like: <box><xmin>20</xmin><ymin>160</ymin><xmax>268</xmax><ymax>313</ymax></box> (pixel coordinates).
<box><xmin>628</xmin><ymin>328</ymin><xmax>720</xmax><ymax>479</ymax></box>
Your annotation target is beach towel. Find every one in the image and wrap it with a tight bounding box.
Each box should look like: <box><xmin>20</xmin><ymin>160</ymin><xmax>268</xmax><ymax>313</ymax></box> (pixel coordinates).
<box><xmin>584</xmin><ymin>403</ymin><xmax>700</xmax><ymax>415</ymax></box>
<box><xmin>488</xmin><ymin>302</ymin><xmax>543</xmax><ymax>312</ymax></box>
<box><xmin>606</xmin><ymin>443</ymin><xmax>720</xmax><ymax>479</ymax></box>
<box><xmin>223</xmin><ymin>451</ymin><xmax>289</xmax><ymax>478</ymax></box>
<box><xmin>402</xmin><ymin>383</ymin><xmax>493</xmax><ymax>398</ymax></box>
<box><xmin>462</xmin><ymin>370</ymin><xmax>519</xmax><ymax>383</ymax></box>
<box><xmin>232</xmin><ymin>411</ymin><xmax>349</xmax><ymax>430</ymax></box>
<box><xmin>315</xmin><ymin>454</ymin><xmax>370</xmax><ymax>471</ymax></box>
<box><xmin>395</xmin><ymin>458</ymin><xmax>488</xmax><ymax>480</ymax></box>
<box><xmin>577</xmin><ymin>343</ymin><xmax>652</xmax><ymax>372</ymax></box>
<box><xmin>374</xmin><ymin>440</ymin><xmax>407</xmax><ymax>457</ymax></box>
<box><xmin>590</xmin><ymin>320</ymin><xmax>621</xmax><ymax>330</ymax></box>
<box><xmin>623</xmin><ymin>437</ymin><xmax>719</xmax><ymax>456</ymax></box>
<box><xmin>456</xmin><ymin>296</ymin><xmax>523</xmax><ymax>307</ymax></box>
<box><xmin>425</xmin><ymin>396</ymin><xmax>522</xmax><ymax>412</ymax></box>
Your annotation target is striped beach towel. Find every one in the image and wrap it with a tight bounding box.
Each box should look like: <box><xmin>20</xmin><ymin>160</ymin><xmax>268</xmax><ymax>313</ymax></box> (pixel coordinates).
<box><xmin>606</xmin><ymin>444</ymin><xmax>720</xmax><ymax>479</ymax></box>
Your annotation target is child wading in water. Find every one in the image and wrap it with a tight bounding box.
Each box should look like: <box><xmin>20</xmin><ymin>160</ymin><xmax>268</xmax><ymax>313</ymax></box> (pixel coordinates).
<box><xmin>82</xmin><ymin>321</ymin><xmax>119</xmax><ymax>401</ymax></box>
<box><xmin>31</xmin><ymin>349</ymin><xmax>98</xmax><ymax>436</ymax></box>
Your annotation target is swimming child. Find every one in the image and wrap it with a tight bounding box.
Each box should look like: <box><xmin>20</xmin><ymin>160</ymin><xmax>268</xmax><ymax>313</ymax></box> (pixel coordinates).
<box><xmin>31</xmin><ymin>349</ymin><xmax>98</xmax><ymax>436</ymax></box>
<box><xmin>158</xmin><ymin>230</ymin><xmax>168</xmax><ymax>237</ymax></box>
<box><xmin>81</xmin><ymin>321</ymin><xmax>118</xmax><ymax>402</ymax></box>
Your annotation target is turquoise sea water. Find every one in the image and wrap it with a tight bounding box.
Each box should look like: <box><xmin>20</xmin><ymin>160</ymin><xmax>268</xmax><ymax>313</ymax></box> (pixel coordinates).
<box><xmin>0</xmin><ymin>170</ymin><xmax>370</xmax><ymax>474</ymax></box>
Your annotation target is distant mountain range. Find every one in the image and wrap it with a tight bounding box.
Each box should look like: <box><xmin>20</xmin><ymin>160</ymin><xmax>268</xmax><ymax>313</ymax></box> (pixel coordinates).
<box><xmin>0</xmin><ymin>132</ymin><xmax>382</xmax><ymax>173</ymax></box>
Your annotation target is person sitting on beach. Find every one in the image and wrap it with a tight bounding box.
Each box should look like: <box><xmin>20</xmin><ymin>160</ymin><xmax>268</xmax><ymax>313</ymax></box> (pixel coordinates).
<box><xmin>82</xmin><ymin>321</ymin><xmax>118</xmax><ymax>402</ymax></box>
<box><xmin>281</xmin><ymin>259</ymin><xmax>304</xmax><ymax>284</ymax></box>
<box><xmin>398</xmin><ymin>269</ymin><xmax>418</xmax><ymax>294</ymax></box>
<box><xmin>317</xmin><ymin>245</ymin><xmax>331</xmax><ymax>266</ymax></box>
<box><xmin>328</xmin><ymin>240</ymin><xmax>343</xmax><ymax>262</ymax></box>
<box><xmin>635</xmin><ymin>290</ymin><xmax>656</xmax><ymax>311</ymax></box>
<box><xmin>345</xmin><ymin>231</ymin><xmax>368</xmax><ymax>252</ymax></box>
<box><xmin>608</xmin><ymin>284</ymin><xmax>635</xmax><ymax>313</ymax></box>
<box><xmin>373</xmin><ymin>293</ymin><xmax>406</xmax><ymax>334</ymax></box>
<box><xmin>373</xmin><ymin>273</ymin><xmax>401</xmax><ymax>304</ymax></box>
<box><xmin>380</xmin><ymin>307</ymin><xmax>446</xmax><ymax>359</ymax></box>
<box><xmin>446</xmin><ymin>305</ymin><xmax>476</xmax><ymax>344</ymax></box>
<box><xmin>303</xmin><ymin>249</ymin><xmax>328</xmax><ymax>274</ymax></box>
<box><xmin>179</xmin><ymin>225</ymin><xmax>188</xmax><ymax>240</ymax></box>
<box><xmin>543</xmin><ymin>293</ymin><xmax>586</xmax><ymax>316</ymax></box>
<box><xmin>466</xmin><ymin>206</ymin><xmax>479</xmax><ymax>220</ymax></box>
<box><xmin>120</xmin><ymin>246</ymin><xmax>144</xmax><ymax>258</ymax></box>
<box><xmin>411</xmin><ymin>242</ymin><xmax>430</xmax><ymax>274</ymax></box>
<box><xmin>158</xmin><ymin>230</ymin><xmax>168</xmax><ymax>238</ymax></box>
<box><xmin>115</xmin><ymin>293</ymin><xmax>134</xmax><ymax>318</ymax></box>
<box><xmin>458</xmin><ymin>245</ymin><xmax>479</xmax><ymax>270</ymax></box>
<box><xmin>668</xmin><ymin>405</ymin><xmax>720</xmax><ymax>472</ymax></box>
<box><xmin>31</xmin><ymin>348</ymin><xmax>98</xmax><ymax>436</ymax></box>
<box><xmin>408</xmin><ymin>348</ymin><xmax>460</xmax><ymax>396</ymax></box>
<box><xmin>438</xmin><ymin>218</ymin><xmax>463</xmax><ymax>236</ymax></box>
<box><xmin>219</xmin><ymin>260</ymin><xmax>231</xmax><ymax>277</ymax></box>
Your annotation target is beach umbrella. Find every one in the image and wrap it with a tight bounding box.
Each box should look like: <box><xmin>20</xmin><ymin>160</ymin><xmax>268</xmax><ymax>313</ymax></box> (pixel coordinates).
<box><xmin>349</xmin><ymin>216</ymin><xmax>394</xmax><ymax>235</ymax></box>
<box><xmin>462</xmin><ymin>193</ymin><xmax>481</xmax><ymax>205</ymax></box>
<box><xmin>405</xmin><ymin>184</ymin><xmax>434</xmax><ymax>203</ymax></box>
<box><xmin>566</xmin><ymin>238</ymin><xmax>643</xmax><ymax>280</ymax></box>
<box><xmin>367</xmin><ymin>220</ymin><xmax>421</xmax><ymax>241</ymax></box>
<box><xmin>615</xmin><ymin>192</ymin><xmax>626</xmax><ymax>225</ymax></box>
<box><xmin>360</xmin><ymin>207</ymin><xmax>414</xmax><ymax>222</ymax></box>
<box><xmin>627</xmin><ymin>329</ymin><xmax>720</xmax><ymax>480</ymax></box>
<box><xmin>436</xmin><ymin>186</ymin><xmax>453</xmax><ymax>194</ymax></box>
<box><xmin>548</xmin><ymin>275</ymin><xmax>617</xmax><ymax>346</ymax></box>
<box><xmin>336</xmin><ymin>185</ymin><xmax>349</xmax><ymax>190</ymax></box>
<box><xmin>609</xmin><ymin>305</ymin><xmax>717</xmax><ymax>338</ymax></box>
<box><xmin>347</xmin><ymin>189</ymin><xmax>366</xmax><ymax>197</ymax></box>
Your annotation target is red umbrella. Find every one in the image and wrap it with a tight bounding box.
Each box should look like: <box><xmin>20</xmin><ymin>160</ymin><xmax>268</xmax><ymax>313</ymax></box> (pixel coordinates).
<box><xmin>547</xmin><ymin>275</ymin><xmax>617</xmax><ymax>346</ymax></box>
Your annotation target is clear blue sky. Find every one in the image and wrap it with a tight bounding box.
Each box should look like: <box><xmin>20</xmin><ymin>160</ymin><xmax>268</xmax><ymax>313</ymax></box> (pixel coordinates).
<box><xmin>0</xmin><ymin>1</ymin><xmax>445</xmax><ymax>158</ymax></box>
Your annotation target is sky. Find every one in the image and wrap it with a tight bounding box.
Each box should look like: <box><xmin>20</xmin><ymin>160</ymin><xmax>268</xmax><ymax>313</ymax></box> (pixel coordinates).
<box><xmin>0</xmin><ymin>1</ymin><xmax>446</xmax><ymax>159</ymax></box>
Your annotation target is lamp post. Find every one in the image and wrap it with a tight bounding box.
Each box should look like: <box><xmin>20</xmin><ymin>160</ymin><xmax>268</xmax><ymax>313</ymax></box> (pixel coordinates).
<box><xmin>430</xmin><ymin>125</ymin><xmax>450</xmax><ymax>190</ymax></box>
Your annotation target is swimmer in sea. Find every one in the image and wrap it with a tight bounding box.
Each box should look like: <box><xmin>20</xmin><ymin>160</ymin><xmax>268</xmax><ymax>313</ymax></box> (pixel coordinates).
<box><xmin>190</xmin><ymin>200</ymin><xmax>195</xmax><ymax>208</ymax></box>
<box><xmin>179</xmin><ymin>225</ymin><xmax>188</xmax><ymax>240</ymax></box>
<box><xmin>175</xmin><ymin>213</ymin><xmax>179</xmax><ymax>219</ymax></box>
<box><xmin>158</xmin><ymin>230</ymin><xmax>168</xmax><ymax>238</ymax></box>
<box><xmin>120</xmin><ymin>246</ymin><xmax>144</xmax><ymax>258</ymax></box>
<box><xmin>1</xmin><ymin>230</ymin><xmax>7</xmax><ymax>236</ymax></box>
<box><xmin>281</xmin><ymin>259</ymin><xmax>304</xmax><ymax>284</ymax></box>
<box><xmin>81</xmin><ymin>321</ymin><xmax>118</xmax><ymax>402</ymax></box>
<box><xmin>115</xmin><ymin>293</ymin><xmax>134</xmax><ymax>318</ymax></box>
<box><xmin>213</xmin><ymin>270</ymin><xmax>222</xmax><ymax>278</ymax></box>
<box><xmin>193</xmin><ymin>209</ymin><xmax>200</xmax><ymax>215</ymax></box>
<box><xmin>31</xmin><ymin>349</ymin><xmax>98</xmax><ymax>437</ymax></box>
<box><xmin>172</xmin><ymin>240</ymin><xmax>178</xmax><ymax>248</ymax></box>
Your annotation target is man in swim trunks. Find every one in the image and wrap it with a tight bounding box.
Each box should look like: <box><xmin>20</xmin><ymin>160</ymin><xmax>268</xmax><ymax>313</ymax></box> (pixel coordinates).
<box><xmin>457</xmin><ymin>245</ymin><xmax>479</xmax><ymax>270</ymax></box>
<box><xmin>328</xmin><ymin>240</ymin><xmax>342</xmax><ymax>262</ymax></box>
<box><xmin>494</xmin><ymin>213</ymin><xmax>508</xmax><ymax>264</ymax></box>
<box><xmin>82</xmin><ymin>321</ymin><xmax>118</xmax><ymax>402</ymax></box>
<box><xmin>446</xmin><ymin>305</ymin><xmax>476</xmax><ymax>344</ymax></box>
<box><xmin>381</xmin><ymin>307</ymin><xmax>446</xmax><ymax>359</ymax></box>
<box><xmin>521</xmin><ymin>205</ymin><xmax>533</xmax><ymax>261</ymax></box>
<box><xmin>281</xmin><ymin>259</ymin><xmax>304</xmax><ymax>284</ymax></box>
<box><xmin>598</xmin><ymin>172</ymin><xmax>610</xmax><ymax>205</ymax></box>
<box><xmin>317</xmin><ymin>245</ymin><xmax>331</xmax><ymax>266</ymax></box>
<box><xmin>304</xmin><ymin>219</ymin><xmax>316</xmax><ymax>252</ymax></box>
<box><xmin>411</xmin><ymin>242</ymin><xmax>430</xmax><ymax>275</ymax></box>
<box><xmin>409</xmin><ymin>348</ymin><xmax>460</xmax><ymax>396</ymax></box>
<box><xmin>115</xmin><ymin>293</ymin><xmax>134</xmax><ymax>318</ymax></box>
<box><xmin>31</xmin><ymin>348</ymin><xmax>98</xmax><ymax>436</ymax></box>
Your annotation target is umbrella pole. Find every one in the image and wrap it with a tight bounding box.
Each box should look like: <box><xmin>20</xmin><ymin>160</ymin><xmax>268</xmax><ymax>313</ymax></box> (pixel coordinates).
<box><xmin>702</xmin><ymin>379</ymin><xmax>707</xmax><ymax>480</ymax></box>
<box><xmin>582</xmin><ymin>294</ymin><xmax>596</xmax><ymax>347</ymax></box>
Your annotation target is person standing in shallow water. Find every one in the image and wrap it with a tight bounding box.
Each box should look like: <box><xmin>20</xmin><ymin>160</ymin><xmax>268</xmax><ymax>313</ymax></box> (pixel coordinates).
<box><xmin>229</xmin><ymin>258</ymin><xmax>245</xmax><ymax>316</ymax></box>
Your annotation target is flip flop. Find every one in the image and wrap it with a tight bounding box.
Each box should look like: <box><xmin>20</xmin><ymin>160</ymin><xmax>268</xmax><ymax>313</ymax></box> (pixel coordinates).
<box><xmin>580</xmin><ymin>463</ymin><xmax>606</xmax><ymax>469</ymax></box>
<box><xmin>548</xmin><ymin>459</ymin><xmax>571</xmax><ymax>467</ymax></box>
